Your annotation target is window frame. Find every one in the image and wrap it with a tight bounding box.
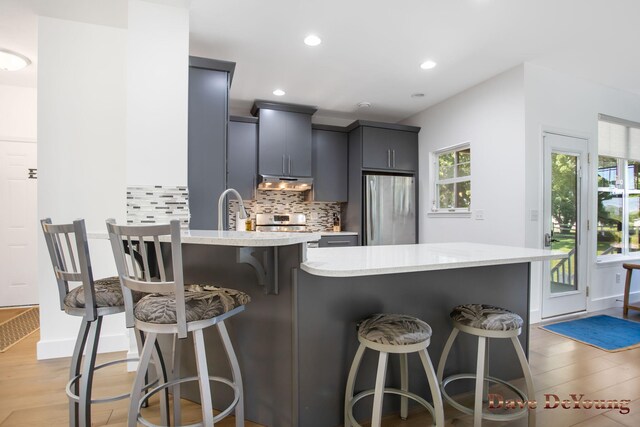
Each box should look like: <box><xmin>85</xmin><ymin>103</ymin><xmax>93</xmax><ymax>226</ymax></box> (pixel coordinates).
<box><xmin>429</xmin><ymin>142</ymin><xmax>471</xmax><ymax>216</ymax></box>
<box><xmin>595</xmin><ymin>114</ymin><xmax>640</xmax><ymax>263</ymax></box>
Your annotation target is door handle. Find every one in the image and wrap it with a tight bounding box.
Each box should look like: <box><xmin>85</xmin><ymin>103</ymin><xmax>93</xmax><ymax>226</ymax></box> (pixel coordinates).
<box><xmin>288</xmin><ymin>156</ymin><xmax>292</xmax><ymax>175</ymax></box>
<box><xmin>387</xmin><ymin>150</ymin><xmax>391</xmax><ymax>168</ymax></box>
<box><xmin>544</xmin><ymin>233</ymin><xmax>559</xmax><ymax>247</ymax></box>
<box><xmin>282</xmin><ymin>155</ymin><xmax>285</xmax><ymax>174</ymax></box>
<box><xmin>392</xmin><ymin>150</ymin><xmax>396</xmax><ymax>168</ymax></box>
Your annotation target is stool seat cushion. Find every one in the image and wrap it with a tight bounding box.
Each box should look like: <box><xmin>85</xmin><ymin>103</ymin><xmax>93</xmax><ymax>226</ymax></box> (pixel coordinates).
<box><xmin>358</xmin><ymin>313</ymin><xmax>432</xmax><ymax>346</ymax></box>
<box><xmin>134</xmin><ymin>284</ymin><xmax>251</xmax><ymax>324</ymax></box>
<box><xmin>64</xmin><ymin>277</ymin><xmax>142</xmax><ymax>309</ymax></box>
<box><xmin>451</xmin><ymin>304</ymin><xmax>523</xmax><ymax>331</ymax></box>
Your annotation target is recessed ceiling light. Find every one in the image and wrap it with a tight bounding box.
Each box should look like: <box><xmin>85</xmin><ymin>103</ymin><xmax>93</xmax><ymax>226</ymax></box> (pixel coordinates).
<box><xmin>304</xmin><ymin>35</ymin><xmax>322</xmax><ymax>47</ymax></box>
<box><xmin>411</xmin><ymin>93</ymin><xmax>425</xmax><ymax>98</ymax></box>
<box><xmin>357</xmin><ymin>101</ymin><xmax>372</xmax><ymax>108</ymax></box>
<box><xmin>420</xmin><ymin>60</ymin><xmax>437</xmax><ymax>70</ymax></box>
<box><xmin>273</xmin><ymin>89</ymin><xmax>286</xmax><ymax>96</ymax></box>
<box><xmin>0</xmin><ymin>48</ymin><xmax>31</xmax><ymax>71</ymax></box>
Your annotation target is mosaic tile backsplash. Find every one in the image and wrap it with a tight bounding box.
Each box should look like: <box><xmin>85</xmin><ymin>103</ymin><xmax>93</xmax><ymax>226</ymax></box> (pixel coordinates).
<box><xmin>228</xmin><ymin>190</ymin><xmax>342</xmax><ymax>231</ymax></box>
<box><xmin>127</xmin><ymin>185</ymin><xmax>190</xmax><ymax>228</ymax></box>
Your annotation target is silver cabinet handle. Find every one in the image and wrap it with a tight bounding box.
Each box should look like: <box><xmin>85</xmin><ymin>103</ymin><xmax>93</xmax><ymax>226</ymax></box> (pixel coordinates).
<box><xmin>282</xmin><ymin>155</ymin><xmax>285</xmax><ymax>174</ymax></box>
<box><xmin>392</xmin><ymin>150</ymin><xmax>396</xmax><ymax>168</ymax></box>
<box><xmin>288</xmin><ymin>155</ymin><xmax>292</xmax><ymax>175</ymax></box>
<box><xmin>327</xmin><ymin>240</ymin><xmax>352</xmax><ymax>245</ymax></box>
<box><xmin>387</xmin><ymin>149</ymin><xmax>391</xmax><ymax>168</ymax></box>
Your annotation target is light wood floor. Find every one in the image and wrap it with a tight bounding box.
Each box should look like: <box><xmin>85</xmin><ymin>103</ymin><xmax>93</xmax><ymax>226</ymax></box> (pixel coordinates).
<box><xmin>1</xmin><ymin>308</ymin><xmax>639</xmax><ymax>426</ymax></box>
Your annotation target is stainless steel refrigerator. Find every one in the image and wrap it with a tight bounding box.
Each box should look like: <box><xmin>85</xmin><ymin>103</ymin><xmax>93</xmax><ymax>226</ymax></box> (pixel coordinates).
<box><xmin>363</xmin><ymin>174</ymin><xmax>416</xmax><ymax>245</ymax></box>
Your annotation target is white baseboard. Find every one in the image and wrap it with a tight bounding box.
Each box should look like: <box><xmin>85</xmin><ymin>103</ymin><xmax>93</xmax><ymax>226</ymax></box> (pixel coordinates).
<box><xmin>589</xmin><ymin>290</ymin><xmax>640</xmax><ymax>312</ymax></box>
<box><xmin>529</xmin><ymin>308</ymin><xmax>542</xmax><ymax>325</ymax></box>
<box><xmin>36</xmin><ymin>333</ymin><xmax>129</xmax><ymax>360</ymax></box>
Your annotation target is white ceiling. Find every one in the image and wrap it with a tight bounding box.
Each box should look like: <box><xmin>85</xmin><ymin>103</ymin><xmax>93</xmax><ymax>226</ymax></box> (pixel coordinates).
<box><xmin>2</xmin><ymin>0</ymin><xmax>640</xmax><ymax>124</ymax></box>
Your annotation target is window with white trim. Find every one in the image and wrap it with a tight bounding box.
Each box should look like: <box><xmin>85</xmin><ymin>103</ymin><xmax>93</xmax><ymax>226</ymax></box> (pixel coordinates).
<box><xmin>597</xmin><ymin>115</ymin><xmax>640</xmax><ymax>258</ymax></box>
<box><xmin>431</xmin><ymin>144</ymin><xmax>471</xmax><ymax>212</ymax></box>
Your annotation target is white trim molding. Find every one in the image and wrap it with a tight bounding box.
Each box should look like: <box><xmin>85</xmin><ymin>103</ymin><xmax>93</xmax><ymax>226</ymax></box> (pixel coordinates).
<box><xmin>0</xmin><ymin>136</ymin><xmax>36</xmax><ymax>143</ymax></box>
<box><xmin>36</xmin><ymin>332</ymin><xmax>129</xmax><ymax>360</ymax></box>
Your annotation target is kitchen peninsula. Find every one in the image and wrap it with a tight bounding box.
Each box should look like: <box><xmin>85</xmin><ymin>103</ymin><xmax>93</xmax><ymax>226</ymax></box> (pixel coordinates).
<box><xmin>111</xmin><ymin>231</ymin><xmax>564</xmax><ymax>427</ymax></box>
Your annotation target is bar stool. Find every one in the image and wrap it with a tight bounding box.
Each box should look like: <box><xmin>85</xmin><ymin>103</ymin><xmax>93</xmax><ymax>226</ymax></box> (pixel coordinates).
<box><xmin>344</xmin><ymin>313</ymin><xmax>445</xmax><ymax>427</ymax></box>
<box><xmin>437</xmin><ymin>304</ymin><xmax>535</xmax><ymax>427</ymax></box>
<box><xmin>41</xmin><ymin>218</ymin><xmax>169</xmax><ymax>427</ymax></box>
<box><xmin>107</xmin><ymin>219</ymin><xmax>250</xmax><ymax>427</ymax></box>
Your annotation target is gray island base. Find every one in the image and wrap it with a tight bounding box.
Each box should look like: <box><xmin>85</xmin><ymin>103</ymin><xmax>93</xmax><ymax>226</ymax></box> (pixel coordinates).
<box><xmin>154</xmin><ymin>238</ymin><xmax>564</xmax><ymax>427</ymax></box>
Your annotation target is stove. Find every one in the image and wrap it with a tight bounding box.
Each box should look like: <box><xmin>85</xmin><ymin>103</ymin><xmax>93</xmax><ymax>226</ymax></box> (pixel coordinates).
<box><xmin>255</xmin><ymin>213</ymin><xmax>307</xmax><ymax>232</ymax></box>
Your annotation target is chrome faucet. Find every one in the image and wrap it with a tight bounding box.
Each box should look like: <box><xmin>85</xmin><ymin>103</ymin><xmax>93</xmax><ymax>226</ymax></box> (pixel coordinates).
<box><xmin>217</xmin><ymin>188</ymin><xmax>248</xmax><ymax>230</ymax></box>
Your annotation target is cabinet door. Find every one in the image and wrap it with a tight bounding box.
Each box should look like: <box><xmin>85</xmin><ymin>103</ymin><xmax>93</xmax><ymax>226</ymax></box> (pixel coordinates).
<box><xmin>312</xmin><ymin>129</ymin><xmax>348</xmax><ymax>202</ymax></box>
<box><xmin>362</xmin><ymin>127</ymin><xmax>393</xmax><ymax>170</ymax></box>
<box><xmin>387</xmin><ymin>130</ymin><xmax>418</xmax><ymax>172</ymax></box>
<box><xmin>188</xmin><ymin>67</ymin><xmax>228</xmax><ymax>230</ymax></box>
<box><xmin>318</xmin><ymin>235</ymin><xmax>358</xmax><ymax>247</ymax></box>
<box><xmin>258</xmin><ymin>109</ymin><xmax>288</xmax><ymax>176</ymax></box>
<box><xmin>228</xmin><ymin>120</ymin><xmax>258</xmax><ymax>200</ymax></box>
<box><xmin>362</xmin><ymin>127</ymin><xmax>418</xmax><ymax>172</ymax></box>
<box><xmin>286</xmin><ymin>112</ymin><xmax>312</xmax><ymax>177</ymax></box>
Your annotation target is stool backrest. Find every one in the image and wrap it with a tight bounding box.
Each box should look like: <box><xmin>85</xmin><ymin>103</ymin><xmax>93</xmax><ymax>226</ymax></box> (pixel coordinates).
<box><xmin>106</xmin><ymin>219</ymin><xmax>187</xmax><ymax>338</ymax></box>
<box><xmin>40</xmin><ymin>218</ymin><xmax>97</xmax><ymax>321</ymax></box>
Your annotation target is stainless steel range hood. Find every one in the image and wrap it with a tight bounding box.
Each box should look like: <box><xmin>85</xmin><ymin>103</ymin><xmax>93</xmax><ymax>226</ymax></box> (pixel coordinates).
<box><xmin>257</xmin><ymin>174</ymin><xmax>313</xmax><ymax>192</ymax></box>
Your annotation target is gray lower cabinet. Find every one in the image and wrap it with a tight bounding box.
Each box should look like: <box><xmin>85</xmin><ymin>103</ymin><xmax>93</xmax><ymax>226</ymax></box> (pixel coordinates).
<box><xmin>188</xmin><ymin>65</ymin><xmax>230</xmax><ymax>230</ymax></box>
<box><xmin>318</xmin><ymin>235</ymin><xmax>358</xmax><ymax>247</ymax></box>
<box><xmin>361</xmin><ymin>126</ymin><xmax>418</xmax><ymax>172</ymax></box>
<box><xmin>228</xmin><ymin>118</ymin><xmax>258</xmax><ymax>200</ymax></box>
<box><xmin>310</xmin><ymin>129</ymin><xmax>348</xmax><ymax>202</ymax></box>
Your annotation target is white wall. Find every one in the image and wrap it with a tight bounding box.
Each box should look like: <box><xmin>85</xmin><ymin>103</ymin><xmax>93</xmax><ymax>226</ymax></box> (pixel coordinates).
<box><xmin>524</xmin><ymin>63</ymin><xmax>640</xmax><ymax>318</ymax></box>
<box><xmin>126</xmin><ymin>0</ymin><xmax>189</xmax><ymax>186</ymax></box>
<box><xmin>37</xmin><ymin>17</ymin><xmax>127</xmax><ymax>359</ymax></box>
<box><xmin>402</xmin><ymin>66</ymin><xmax>526</xmax><ymax>247</ymax></box>
<box><xmin>0</xmin><ymin>84</ymin><xmax>37</xmax><ymax>141</ymax></box>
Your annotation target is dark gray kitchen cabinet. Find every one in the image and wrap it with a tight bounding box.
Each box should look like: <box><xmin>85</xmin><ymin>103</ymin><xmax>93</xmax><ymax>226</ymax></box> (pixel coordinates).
<box><xmin>309</xmin><ymin>128</ymin><xmax>348</xmax><ymax>202</ymax></box>
<box><xmin>228</xmin><ymin>117</ymin><xmax>258</xmax><ymax>200</ymax></box>
<box><xmin>188</xmin><ymin>57</ymin><xmax>235</xmax><ymax>230</ymax></box>
<box><xmin>286</xmin><ymin>112</ymin><xmax>312</xmax><ymax>176</ymax></box>
<box><xmin>252</xmin><ymin>101</ymin><xmax>316</xmax><ymax>177</ymax></box>
<box><xmin>318</xmin><ymin>235</ymin><xmax>358</xmax><ymax>247</ymax></box>
<box><xmin>361</xmin><ymin>126</ymin><xmax>418</xmax><ymax>172</ymax></box>
<box><xmin>257</xmin><ymin>109</ymin><xmax>288</xmax><ymax>175</ymax></box>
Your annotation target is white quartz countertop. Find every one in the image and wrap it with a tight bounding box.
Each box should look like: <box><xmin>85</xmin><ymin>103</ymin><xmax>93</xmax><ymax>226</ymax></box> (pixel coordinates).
<box><xmin>88</xmin><ymin>230</ymin><xmax>321</xmax><ymax>247</ymax></box>
<box><xmin>301</xmin><ymin>242</ymin><xmax>567</xmax><ymax>277</ymax></box>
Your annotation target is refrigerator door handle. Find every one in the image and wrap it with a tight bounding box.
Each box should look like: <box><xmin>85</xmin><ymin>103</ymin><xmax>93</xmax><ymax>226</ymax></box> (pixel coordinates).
<box><xmin>366</xmin><ymin>178</ymin><xmax>375</xmax><ymax>244</ymax></box>
<box><xmin>387</xmin><ymin>150</ymin><xmax>391</xmax><ymax>168</ymax></box>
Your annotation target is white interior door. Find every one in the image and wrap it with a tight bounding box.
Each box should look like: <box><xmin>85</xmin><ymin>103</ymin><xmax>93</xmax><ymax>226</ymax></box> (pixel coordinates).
<box><xmin>542</xmin><ymin>132</ymin><xmax>588</xmax><ymax>318</ymax></box>
<box><xmin>0</xmin><ymin>140</ymin><xmax>38</xmax><ymax>307</ymax></box>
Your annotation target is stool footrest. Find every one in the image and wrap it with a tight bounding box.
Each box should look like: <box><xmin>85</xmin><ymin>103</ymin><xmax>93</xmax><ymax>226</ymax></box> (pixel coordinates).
<box><xmin>136</xmin><ymin>375</ymin><xmax>240</xmax><ymax>427</ymax></box>
<box><xmin>348</xmin><ymin>387</ymin><xmax>436</xmax><ymax>427</ymax></box>
<box><xmin>66</xmin><ymin>356</ymin><xmax>155</xmax><ymax>404</ymax></box>
<box><xmin>441</xmin><ymin>373</ymin><xmax>530</xmax><ymax>422</ymax></box>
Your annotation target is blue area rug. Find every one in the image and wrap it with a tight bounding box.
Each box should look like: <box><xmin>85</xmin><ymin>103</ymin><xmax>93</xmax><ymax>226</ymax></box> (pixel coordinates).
<box><xmin>541</xmin><ymin>315</ymin><xmax>640</xmax><ymax>352</ymax></box>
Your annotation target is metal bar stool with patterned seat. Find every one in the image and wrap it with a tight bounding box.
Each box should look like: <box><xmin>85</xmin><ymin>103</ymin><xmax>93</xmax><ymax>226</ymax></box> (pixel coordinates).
<box><xmin>436</xmin><ymin>304</ymin><xmax>535</xmax><ymax>427</ymax></box>
<box><xmin>41</xmin><ymin>218</ymin><xmax>169</xmax><ymax>427</ymax></box>
<box><xmin>106</xmin><ymin>219</ymin><xmax>250</xmax><ymax>427</ymax></box>
<box><xmin>344</xmin><ymin>313</ymin><xmax>445</xmax><ymax>427</ymax></box>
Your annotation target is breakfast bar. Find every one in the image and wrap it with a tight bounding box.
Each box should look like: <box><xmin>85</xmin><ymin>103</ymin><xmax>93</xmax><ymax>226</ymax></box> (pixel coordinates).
<box><xmin>150</xmin><ymin>235</ymin><xmax>564</xmax><ymax>427</ymax></box>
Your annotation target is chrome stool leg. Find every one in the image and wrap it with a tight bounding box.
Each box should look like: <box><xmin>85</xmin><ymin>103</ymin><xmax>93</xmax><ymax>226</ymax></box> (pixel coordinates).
<box><xmin>193</xmin><ymin>329</ymin><xmax>214</xmax><ymax>426</ymax></box>
<box><xmin>418</xmin><ymin>349</ymin><xmax>445</xmax><ymax>427</ymax></box>
<box><xmin>219</xmin><ymin>321</ymin><xmax>245</xmax><ymax>427</ymax></box>
<box><xmin>129</xmin><ymin>332</ymin><xmax>157</xmax><ymax>427</ymax></box>
<box><xmin>79</xmin><ymin>317</ymin><xmax>102</xmax><ymax>427</ymax></box>
<box><xmin>69</xmin><ymin>320</ymin><xmax>90</xmax><ymax>427</ymax></box>
<box><xmin>371</xmin><ymin>351</ymin><xmax>389</xmax><ymax>427</ymax></box>
<box><xmin>172</xmin><ymin>334</ymin><xmax>182</xmax><ymax>426</ymax></box>
<box><xmin>399</xmin><ymin>353</ymin><xmax>409</xmax><ymax>420</ymax></box>
<box><xmin>344</xmin><ymin>344</ymin><xmax>366</xmax><ymax>427</ymax></box>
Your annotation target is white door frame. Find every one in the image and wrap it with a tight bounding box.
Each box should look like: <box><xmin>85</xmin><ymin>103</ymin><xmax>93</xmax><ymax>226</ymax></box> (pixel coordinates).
<box><xmin>542</xmin><ymin>131</ymin><xmax>589</xmax><ymax>318</ymax></box>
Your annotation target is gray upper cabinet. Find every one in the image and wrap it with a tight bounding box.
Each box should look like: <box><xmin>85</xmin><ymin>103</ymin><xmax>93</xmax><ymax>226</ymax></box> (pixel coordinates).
<box><xmin>286</xmin><ymin>112</ymin><xmax>312</xmax><ymax>176</ymax></box>
<box><xmin>361</xmin><ymin>126</ymin><xmax>419</xmax><ymax>172</ymax></box>
<box><xmin>188</xmin><ymin>57</ymin><xmax>235</xmax><ymax>230</ymax></box>
<box><xmin>257</xmin><ymin>109</ymin><xmax>288</xmax><ymax>175</ymax></box>
<box><xmin>310</xmin><ymin>128</ymin><xmax>348</xmax><ymax>202</ymax></box>
<box><xmin>228</xmin><ymin>117</ymin><xmax>258</xmax><ymax>200</ymax></box>
<box><xmin>252</xmin><ymin>101</ymin><xmax>317</xmax><ymax>177</ymax></box>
